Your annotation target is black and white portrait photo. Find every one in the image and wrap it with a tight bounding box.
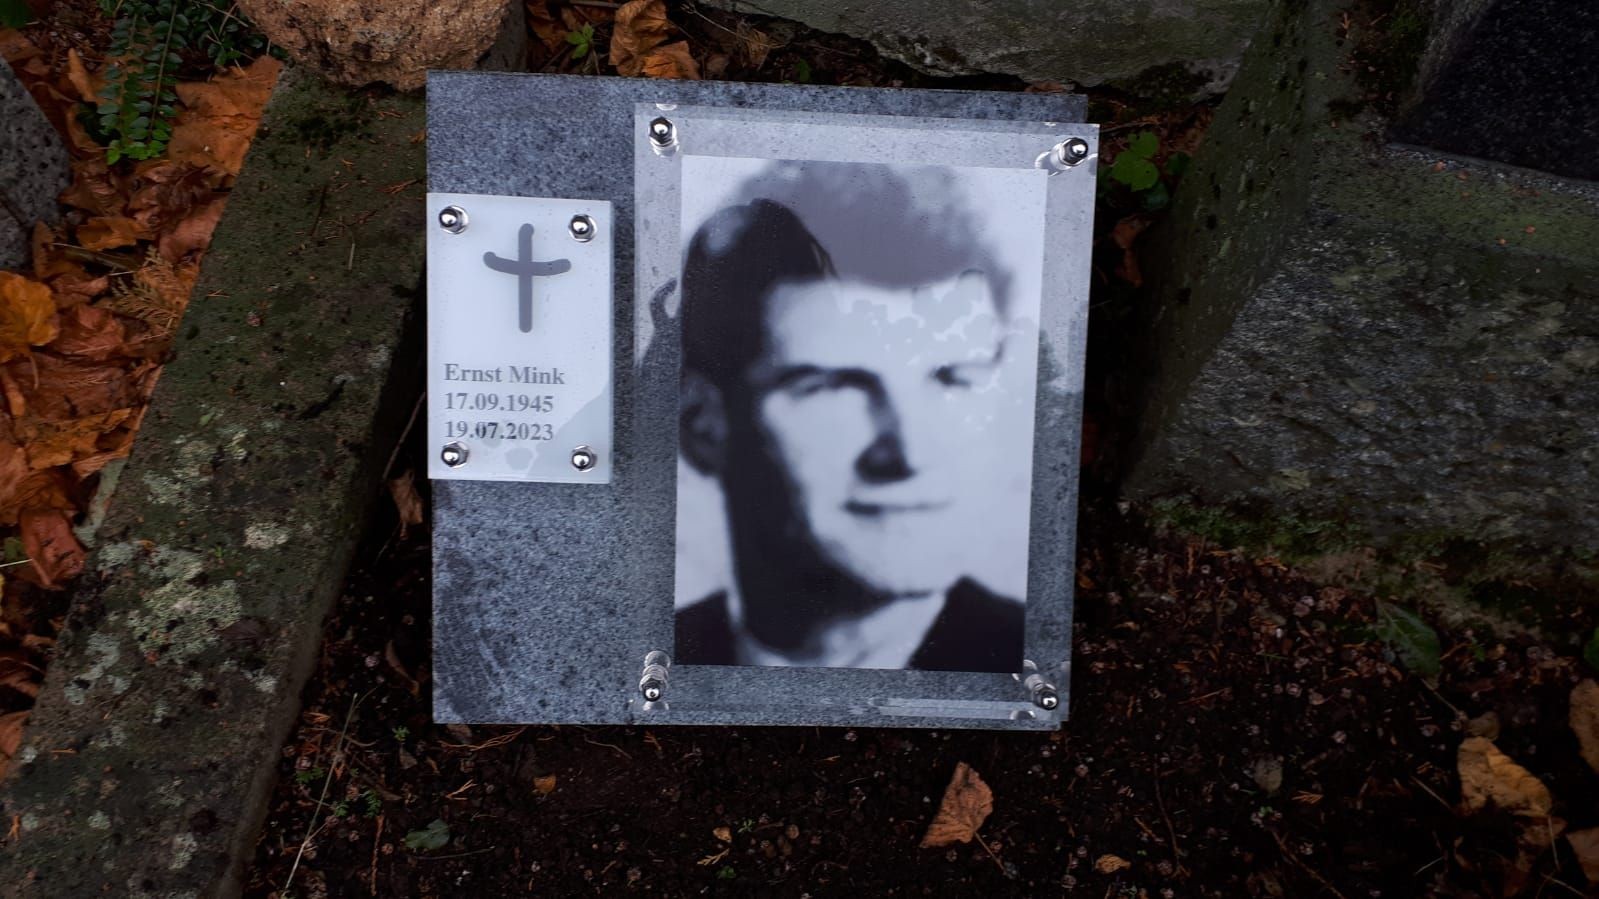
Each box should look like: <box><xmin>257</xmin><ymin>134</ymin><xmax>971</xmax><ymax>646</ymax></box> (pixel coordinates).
<box><xmin>672</xmin><ymin>156</ymin><xmax>1046</xmax><ymax>674</ymax></box>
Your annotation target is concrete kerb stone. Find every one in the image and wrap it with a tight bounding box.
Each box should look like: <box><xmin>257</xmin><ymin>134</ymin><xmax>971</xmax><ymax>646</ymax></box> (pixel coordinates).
<box><xmin>1126</xmin><ymin>0</ymin><xmax>1599</xmax><ymax>552</ymax></box>
<box><xmin>0</xmin><ymin>67</ymin><xmax>425</xmax><ymax>897</ymax></box>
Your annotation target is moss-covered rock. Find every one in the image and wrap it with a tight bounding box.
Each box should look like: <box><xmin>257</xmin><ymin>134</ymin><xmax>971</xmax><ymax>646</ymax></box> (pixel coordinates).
<box><xmin>0</xmin><ymin>68</ymin><xmax>424</xmax><ymax>898</ymax></box>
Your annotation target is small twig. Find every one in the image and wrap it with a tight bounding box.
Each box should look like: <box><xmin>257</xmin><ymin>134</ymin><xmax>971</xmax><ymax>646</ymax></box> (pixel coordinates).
<box><xmin>974</xmin><ymin>832</ymin><xmax>1007</xmax><ymax>875</ymax></box>
<box><xmin>369</xmin><ymin>814</ymin><xmax>383</xmax><ymax>897</ymax></box>
<box><xmin>583</xmin><ymin>736</ymin><xmax>632</xmax><ymax>759</ymax></box>
<box><xmin>1539</xmin><ymin>875</ymin><xmax>1587</xmax><ymax>898</ymax></box>
<box><xmin>1154</xmin><ymin>775</ymin><xmax>1186</xmax><ymax>874</ymax></box>
<box><xmin>381</xmin><ymin>391</ymin><xmax>426</xmax><ymax>482</ymax></box>
<box><xmin>1270</xmin><ymin>830</ymin><xmax>1350</xmax><ymax>899</ymax></box>
<box><xmin>1410</xmin><ymin>777</ymin><xmax>1453</xmax><ymax>812</ymax></box>
<box><xmin>282</xmin><ymin>691</ymin><xmax>370</xmax><ymax>895</ymax></box>
<box><xmin>415</xmin><ymin>847</ymin><xmax>496</xmax><ymax>861</ymax></box>
<box><xmin>1413</xmin><ymin>854</ymin><xmax>1445</xmax><ymax>876</ymax></box>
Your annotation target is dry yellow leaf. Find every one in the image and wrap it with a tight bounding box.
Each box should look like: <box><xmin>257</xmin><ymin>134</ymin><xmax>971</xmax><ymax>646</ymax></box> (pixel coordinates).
<box><xmin>919</xmin><ymin>761</ymin><xmax>993</xmax><ymax>848</ymax></box>
<box><xmin>1094</xmin><ymin>854</ymin><xmax>1132</xmax><ymax>874</ymax></box>
<box><xmin>639</xmin><ymin>41</ymin><xmax>700</xmax><ymax>80</ymax></box>
<box><xmin>0</xmin><ymin>272</ymin><xmax>59</xmax><ymax>362</ymax></box>
<box><xmin>388</xmin><ymin>470</ymin><xmax>425</xmax><ymax>538</ymax></box>
<box><xmin>533</xmin><ymin>774</ymin><xmax>557</xmax><ymax>795</ymax></box>
<box><xmin>1567</xmin><ymin>827</ymin><xmax>1599</xmax><ymax>884</ymax></box>
<box><xmin>609</xmin><ymin>0</ymin><xmax>673</xmax><ymax>77</ymax></box>
<box><xmin>1457</xmin><ymin>736</ymin><xmax>1552</xmax><ymax>817</ymax></box>
<box><xmin>66</xmin><ymin>49</ymin><xmax>97</xmax><ymax>103</ymax></box>
<box><xmin>1570</xmin><ymin>680</ymin><xmax>1599</xmax><ymax>775</ymax></box>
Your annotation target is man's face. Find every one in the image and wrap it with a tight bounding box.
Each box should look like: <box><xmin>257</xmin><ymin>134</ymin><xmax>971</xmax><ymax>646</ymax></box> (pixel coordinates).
<box><xmin>729</xmin><ymin>272</ymin><xmax>1006</xmax><ymax>598</ymax></box>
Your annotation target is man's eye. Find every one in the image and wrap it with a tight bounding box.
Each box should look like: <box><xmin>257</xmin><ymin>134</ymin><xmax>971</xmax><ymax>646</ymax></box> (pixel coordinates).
<box><xmin>934</xmin><ymin>365</ymin><xmax>977</xmax><ymax>388</ymax></box>
<box><xmin>786</xmin><ymin>374</ymin><xmax>834</xmax><ymax>396</ymax></box>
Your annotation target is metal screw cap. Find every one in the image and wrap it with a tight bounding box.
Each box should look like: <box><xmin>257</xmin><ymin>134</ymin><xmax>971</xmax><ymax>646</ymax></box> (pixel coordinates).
<box><xmin>1054</xmin><ymin>137</ymin><xmax>1091</xmax><ymax>167</ymax></box>
<box><xmin>648</xmin><ymin>116</ymin><xmax>676</xmax><ymax>148</ymax></box>
<box><xmin>438</xmin><ymin>205</ymin><xmax>468</xmax><ymax>233</ymax></box>
<box><xmin>441</xmin><ymin>442</ymin><xmax>469</xmax><ymax>467</ymax></box>
<box><xmin>640</xmin><ymin>678</ymin><xmax>664</xmax><ymax>702</ymax></box>
<box><xmin>1035</xmin><ymin>687</ymin><xmax>1060</xmax><ymax>710</ymax></box>
<box><xmin>569</xmin><ymin>214</ymin><xmax>596</xmax><ymax>242</ymax></box>
<box><xmin>570</xmin><ymin>445</ymin><xmax>597</xmax><ymax>472</ymax></box>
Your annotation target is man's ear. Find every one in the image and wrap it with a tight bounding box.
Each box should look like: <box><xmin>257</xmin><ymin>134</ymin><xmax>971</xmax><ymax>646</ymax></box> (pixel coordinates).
<box><xmin>680</xmin><ymin>369</ymin><xmax>729</xmax><ymax>476</ymax></box>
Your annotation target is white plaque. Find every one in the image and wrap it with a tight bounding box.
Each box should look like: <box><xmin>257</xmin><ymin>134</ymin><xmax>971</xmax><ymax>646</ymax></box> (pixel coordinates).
<box><xmin>426</xmin><ymin>192</ymin><xmax>613</xmax><ymax>483</ymax></box>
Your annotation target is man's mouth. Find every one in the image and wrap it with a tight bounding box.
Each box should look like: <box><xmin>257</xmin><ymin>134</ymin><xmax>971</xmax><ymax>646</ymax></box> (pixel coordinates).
<box><xmin>843</xmin><ymin>499</ymin><xmax>953</xmax><ymax>516</ymax></box>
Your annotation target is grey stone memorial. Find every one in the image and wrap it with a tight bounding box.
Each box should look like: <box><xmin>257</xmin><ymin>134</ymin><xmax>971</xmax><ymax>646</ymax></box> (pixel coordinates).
<box><xmin>426</xmin><ymin>73</ymin><xmax>1094</xmax><ymax>730</ymax></box>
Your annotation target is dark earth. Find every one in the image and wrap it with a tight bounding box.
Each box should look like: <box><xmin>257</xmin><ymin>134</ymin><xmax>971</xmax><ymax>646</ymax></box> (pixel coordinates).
<box><xmin>244</xmin><ymin>484</ymin><xmax>1599</xmax><ymax>898</ymax></box>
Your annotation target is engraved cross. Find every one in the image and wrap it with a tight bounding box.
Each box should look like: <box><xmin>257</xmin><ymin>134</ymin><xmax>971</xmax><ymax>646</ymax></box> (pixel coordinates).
<box><xmin>482</xmin><ymin>223</ymin><xmax>572</xmax><ymax>333</ymax></box>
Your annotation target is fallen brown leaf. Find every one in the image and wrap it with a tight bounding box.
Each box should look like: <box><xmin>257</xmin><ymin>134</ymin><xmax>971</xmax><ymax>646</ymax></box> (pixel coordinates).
<box><xmin>51</xmin><ymin>305</ymin><xmax>127</xmax><ymax>361</ymax></box>
<box><xmin>389</xmin><ymin>470</ymin><xmax>424</xmax><ymax>538</ymax></box>
<box><xmin>0</xmin><ymin>709</ymin><xmax>28</xmax><ymax>770</ymax></box>
<box><xmin>168</xmin><ymin>56</ymin><xmax>282</xmax><ymax>176</ymax></box>
<box><xmin>610</xmin><ymin>0</ymin><xmax>674</xmax><ymax>77</ymax></box>
<box><xmin>20</xmin><ymin>508</ymin><xmax>85</xmax><ymax>589</ymax></box>
<box><xmin>1570</xmin><ymin>679</ymin><xmax>1599</xmax><ymax>775</ymax></box>
<box><xmin>534</xmin><ymin>774</ymin><xmax>557</xmax><ymax>795</ymax></box>
<box><xmin>77</xmin><ymin>215</ymin><xmax>151</xmax><ymax>251</ymax></box>
<box><xmin>640</xmin><ymin>41</ymin><xmax>700</xmax><ymax>80</ymax></box>
<box><xmin>158</xmin><ymin>197</ymin><xmax>227</xmax><ymax>262</ymax></box>
<box><xmin>712</xmin><ymin>825</ymin><xmax>731</xmax><ymax>843</ymax></box>
<box><xmin>1567</xmin><ymin>827</ymin><xmax>1599</xmax><ymax>883</ymax></box>
<box><xmin>1109</xmin><ymin>215</ymin><xmax>1152</xmax><ymax>287</ymax></box>
<box><xmin>1094</xmin><ymin>854</ymin><xmax>1132</xmax><ymax>874</ymax></box>
<box><xmin>1457</xmin><ymin>735</ymin><xmax>1552</xmax><ymax>817</ymax></box>
<box><xmin>919</xmin><ymin>761</ymin><xmax>993</xmax><ymax>848</ymax></box>
<box><xmin>0</xmin><ymin>272</ymin><xmax>59</xmax><ymax>362</ymax></box>
<box><xmin>65</xmin><ymin>49</ymin><xmax>96</xmax><ymax>103</ymax></box>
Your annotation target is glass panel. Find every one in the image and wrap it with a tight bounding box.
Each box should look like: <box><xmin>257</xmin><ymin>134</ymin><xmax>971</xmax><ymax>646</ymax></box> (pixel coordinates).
<box><xmin>630</xmin><ymin>104</ymin><xmax>1095</xmax><ymax>729</ymax></box>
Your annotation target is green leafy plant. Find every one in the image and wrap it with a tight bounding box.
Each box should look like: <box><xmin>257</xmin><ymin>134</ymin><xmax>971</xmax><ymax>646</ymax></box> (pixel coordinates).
<box><xmin>404</xmin><ymin>818</ymin><xmax>451</xmax><ymax>851</ymax></box>
<box><xmin>1374</xmin><ymin>600</ymin><xmax>1442</xmax><ymax>679</ymax></box>
<box><xmin>1103</xmin><ymin>131</ymin><xmax>1190</xmax><ymax>211</ymax></box>
<box><xmin>362</xmin><ymin>789</ymin><xmax>383</xmax><ymax>818</ymax></box>
<box><xmin>95</xmin><ymin>0</ymin><xmax>270</xmax><ymax>163</ymax></box>
<box><xmin>391</xmin><ymin>724</ymin><xmax>410</xmax><ymax>743</ymax></box>
<box><xmin>565</xmin><ymin>23</ymin><xmax>595</xmax><ymax>60</ymax></box>
<box><xmin>293</xmin><ymin>766</ymin><xmax>326</xmax><ymax>786</ymax></box>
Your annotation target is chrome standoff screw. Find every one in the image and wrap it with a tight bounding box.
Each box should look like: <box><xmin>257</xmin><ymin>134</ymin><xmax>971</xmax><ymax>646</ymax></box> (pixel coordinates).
<box><xmin>570</xmin><ymin>445</ymin><xmax>597</xmax><ymax>472</ymax></box>
<box><xmin>438</xmin><ymin>205</ymin><xmax>468</xmax><ymax>233</ymax></box>
<box><xmin>568</xmin><ymin>214</ymin><xmax>597</xmax><ymax>242</ymax></box>
<box><xmin>1054</xmin><ymin>137</ymin><xmax>1091</xmax><ymax>167</ymax></box>
<box><xmin>440</xmin><ymin>442</ymin><xmax>469</xmax><ymax>468</ymax></box>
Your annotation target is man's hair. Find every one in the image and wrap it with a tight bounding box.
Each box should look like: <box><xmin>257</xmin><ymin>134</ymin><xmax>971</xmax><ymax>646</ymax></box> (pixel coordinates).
<box><xmin>681</xmin><ymin>160</ymin><xmax>1009</xmax><ymax>387</ymax></box>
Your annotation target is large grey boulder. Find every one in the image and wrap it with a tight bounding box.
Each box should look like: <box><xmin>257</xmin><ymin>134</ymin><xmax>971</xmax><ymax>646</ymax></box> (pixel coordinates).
<box><xmin>714</xmin><ymin>0</ymin><xmax>1268</xmax><ymax>93</ymax></box>
<box><xmin>1127</xmin><ymin>0</ymin><xmax>1599</xmax><ymax>550</ymax></box>
<box><xmin>0</xmin><ymin>56</ymin><xmax>70</xmax><ymax>270</ymax></box>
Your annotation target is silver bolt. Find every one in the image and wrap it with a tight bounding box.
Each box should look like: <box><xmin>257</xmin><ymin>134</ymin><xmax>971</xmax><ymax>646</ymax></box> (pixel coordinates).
<box><xmin>640</xmin><ymin>678</ymin><xmax>664</xmax><ymax>702</ymax></box>
<box><xmin>438</xmin><ymin>205</ymin><xmax>468</xmax><ymax>233</ymax></box>
<box><xmin>648</xmin><ymin>116</ymin><xmax>676</xmax><ymax>148</ymax></box>
<box><xmin>441</xmin><ymin>442</ymin><xmax>469</xmax><ymax>467</ymax></box>
<box><xmin>568</xmin><ymin>214</ymin><xmax>596</xmax><ymax>242</ymax></box>
<box><xmin>570</xmin><ymin>445</ymin><xmax>596</xmax><ymax>472</ymax></box>
<box><xmin>1035</xmin><ymin>687</ymin><xmax>1060</xmax><ymax>710</ymax></box>
<box><xmin>1054</xmin><ymin>137</ymin><xmax>1091</xmax><ymax>167</ymax></box>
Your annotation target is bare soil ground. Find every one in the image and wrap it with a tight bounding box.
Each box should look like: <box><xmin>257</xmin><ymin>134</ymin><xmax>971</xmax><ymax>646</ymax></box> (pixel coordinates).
<box><xmin>244</xmin><ymin>492</ymin><xmax>1599</xmax><ymax>898</ymax></box>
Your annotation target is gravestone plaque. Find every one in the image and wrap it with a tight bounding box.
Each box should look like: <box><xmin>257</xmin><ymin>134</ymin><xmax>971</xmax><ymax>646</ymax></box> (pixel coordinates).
<box><xmin>427</xmin><ymin>73</ymin><xmax>1094</xmax><ymax>731</ymax></box>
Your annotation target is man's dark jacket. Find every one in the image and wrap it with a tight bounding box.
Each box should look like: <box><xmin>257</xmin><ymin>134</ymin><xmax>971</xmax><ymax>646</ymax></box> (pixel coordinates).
<box><xmin>674</xmin><ymin>578</ymin><xmax>1023</xmax><ymax>673</ymax></box>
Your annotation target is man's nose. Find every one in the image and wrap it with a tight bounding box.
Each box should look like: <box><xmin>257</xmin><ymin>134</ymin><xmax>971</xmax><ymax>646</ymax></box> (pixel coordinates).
<box><xmin>854</xmin><ymin>389</ymin><xmax>914</xmax><ymax>484</ymax></box>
